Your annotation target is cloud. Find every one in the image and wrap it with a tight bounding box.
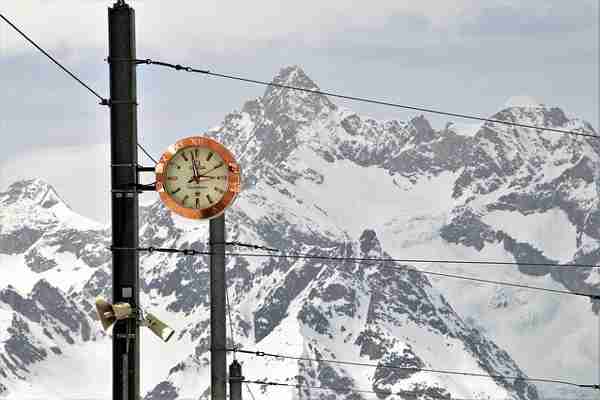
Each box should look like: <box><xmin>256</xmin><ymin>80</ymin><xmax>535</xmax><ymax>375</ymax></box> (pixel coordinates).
<box><xmin>2</xmin><ymin>0</ymin><xmax>484</xmax><ymax>57</ymax></box>
<box><xmin>460</xmin><ymin>2</ymin><xmax>598</xmax><ymax>37</ymax></box>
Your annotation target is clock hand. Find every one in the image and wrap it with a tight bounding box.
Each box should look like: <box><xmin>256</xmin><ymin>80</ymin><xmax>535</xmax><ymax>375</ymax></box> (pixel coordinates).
<box><xmin>189</xmin><ymin>152</ymin><xmax>202</xmax><ymax>183</ymax></box>
<box><xmin>197</xmin><ymin>162</ymin><xmax>224</xmax><ymax>178</ymax></box>
<box><xmin>190</xmin><ymin>152</ymin><xmax>199</xmax><ymax>177</ymax></box>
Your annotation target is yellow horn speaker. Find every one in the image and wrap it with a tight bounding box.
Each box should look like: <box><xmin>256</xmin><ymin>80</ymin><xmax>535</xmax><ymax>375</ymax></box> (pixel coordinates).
<box><xmin>95</xmin><ymin>297</ymin><xmax>132</xmax><ymax>331</ymax></box>
<box><xmin>144</xmin><ymin>313</ymin><xmax>175</xmax><ymax>342</ymax></box>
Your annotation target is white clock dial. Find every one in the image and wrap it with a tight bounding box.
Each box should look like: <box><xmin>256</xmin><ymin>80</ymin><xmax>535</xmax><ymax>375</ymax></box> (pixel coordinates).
<box><xmin>163</xmin><ymin>146</ymin><xmax>229</xmax><ymax>209</ymax></box>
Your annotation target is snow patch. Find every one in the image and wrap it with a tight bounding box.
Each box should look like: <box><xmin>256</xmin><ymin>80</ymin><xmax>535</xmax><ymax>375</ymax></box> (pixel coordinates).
<box><xmin>481</xmin><ymin>209</ymin><xmax>577</xmax><ymax>262</ymax></box>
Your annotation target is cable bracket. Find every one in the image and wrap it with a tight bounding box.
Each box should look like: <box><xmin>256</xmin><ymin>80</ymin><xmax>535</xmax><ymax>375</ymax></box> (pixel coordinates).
<box><xmin>101</xmin><ymin>99</ymin><xmax>138</xmax><ymax>107</ymax></box>
<box><xmin>134</xmin><ymin>183</ymin><xmax>156</xmax><ymax>191</ymax></box>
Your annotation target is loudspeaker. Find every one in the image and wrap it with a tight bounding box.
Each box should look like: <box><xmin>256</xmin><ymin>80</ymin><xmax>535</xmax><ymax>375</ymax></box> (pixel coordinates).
<box><xmin>144</xmin><ymin>313</ymin><xmax>175</xmax><ymax>342</ymax></box>
<box><xmin>95</xmin><ymin>297</ymin><xmax>132</xmax><ymax>331</ymax></box>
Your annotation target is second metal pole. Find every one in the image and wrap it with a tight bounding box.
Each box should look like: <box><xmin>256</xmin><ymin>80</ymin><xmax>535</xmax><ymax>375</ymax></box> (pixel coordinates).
<box><xmin>210</xmin><ymin>214</ymin><xmax>227</xmax><ymax>400</ymax></box>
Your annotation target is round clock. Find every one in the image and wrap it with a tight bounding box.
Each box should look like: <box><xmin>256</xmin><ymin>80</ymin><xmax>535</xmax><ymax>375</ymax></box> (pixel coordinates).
<box><xmin>155</xmin><ymin>136</ymin><xmax>241</xmax><ymax>220</ymax></box>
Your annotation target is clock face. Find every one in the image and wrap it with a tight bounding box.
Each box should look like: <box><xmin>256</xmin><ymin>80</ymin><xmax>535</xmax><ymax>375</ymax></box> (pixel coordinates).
<box><xmin>155</xmin><ymin>137</ymin><xmax>241</xmax><ymax>219</ymax></box>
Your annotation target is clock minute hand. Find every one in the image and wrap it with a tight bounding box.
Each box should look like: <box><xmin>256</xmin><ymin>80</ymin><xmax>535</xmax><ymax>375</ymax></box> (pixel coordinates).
<box><xmin>198</xmin><ymin>162</ymin><xmax>224</xmax><ymax>178</ymax></box>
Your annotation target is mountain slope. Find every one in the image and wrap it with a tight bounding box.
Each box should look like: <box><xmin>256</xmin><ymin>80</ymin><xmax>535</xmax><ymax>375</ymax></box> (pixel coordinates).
<box><xmin>1</xmin><ymin>66</ymin><xmax>598</xmax><ymax>400</ymax></box>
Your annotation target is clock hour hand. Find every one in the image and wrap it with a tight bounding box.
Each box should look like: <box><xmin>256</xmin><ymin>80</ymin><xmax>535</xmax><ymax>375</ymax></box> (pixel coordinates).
<box><xmin>190</xmin><ymin>152</ymin><xmax>201</xmax><ymax>183</ymax></box>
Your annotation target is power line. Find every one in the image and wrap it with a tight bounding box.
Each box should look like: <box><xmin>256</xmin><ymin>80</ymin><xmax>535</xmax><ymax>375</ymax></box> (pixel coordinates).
<box><xmin>133</xmin><ymin>58</ymin><xmax>597</xmax><ymax>139</ymax></box>
<box><xmin>244</xmin><ymin>383</ymin><xmax>257</xmax><ymax>400</ymax></box>
<box><xmin>137</xmin><ymin>143</ymin><xmax>158</xmax><ymax>164</ymax></box>
<box><xmin>109</xmin><ymin>246</ymin><xmax>600</xmax><ymax>300</ymax></box>
<box><xmin>230</xmin><ymin>251</ymin><xmax>599</xmax><ymax>270</ymax></box>
<box><xmin>242</xmin><ymin>379</ymin><xmax>594</xmax><ymax>399</ymax></box>
<box><xmin>229</xmin><ymin>348</ymin><xmax>592</xmax><ymax>388</ymax></box>
<box><xmin>0</xmin><ymin>13</ymin><xmax>108</xmax><ymax>104</ymax></box>
<box><xmin>127</xmin><ymin>244</ymin><xmax>600</xmax><ymax>269</ymax></box>
<box><xmin>227</xmin><ymin>251</ymin><xmax>600</xmax><ymax>300</ymax></box>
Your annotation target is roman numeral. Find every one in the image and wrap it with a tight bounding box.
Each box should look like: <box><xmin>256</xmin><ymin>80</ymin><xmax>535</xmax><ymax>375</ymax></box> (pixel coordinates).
<box><xmin>206</xmin><ymin>152</ymin><xmax>213</xmax><ymax>161</ymax></box>
<box><xmin>181</xmin><ymin>152</ymin><xmax>188</xmax><ymax>161</ymax></box>
<box><xmin>195</xmin><ymin>198</ymin><xmax>200</xmax><ymax>208</ymax></box>
<box><xmin>172</xmin><ymin>188</ymin><xmax>181</xmax><ymax>194</ymax></box>
<box><xmin>167</xmin><ymin>176</ymin><xmax>178</xmax><ymax>181</ymax></box>
<box><xmin>214</xmin><ymin>187</ymin><xmax>225</xmax><ymax>193</ymax></box>
<box><xmin>206</xmin><ymin>194</ymin><xmax>213</xmax><ymax>203</ymax></box>
<box><xmin>183</xmin><ymin>195</ymin><xmax>189</xmax><ymax>204</ymax></box>
<box><xmin>194</xmin><ymin>148</ymin><xmax>199</xmax><ymax>157</ymax></box>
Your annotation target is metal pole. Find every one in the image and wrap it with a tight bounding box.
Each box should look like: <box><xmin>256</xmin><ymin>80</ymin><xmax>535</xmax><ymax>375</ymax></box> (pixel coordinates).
<box><xmin>229</xmin><ymin>360</ymin><xmax>243</xmax><ymax>400</ymax></box>
<box><xmin>108</xmin><ymin>2</ymin><xmax>139</xmax><ymax>400</ymax></box>
<box><xmin>210</xmin><ymin>214</ymin><xmax>227</xmax><ymax>400</ymax></box>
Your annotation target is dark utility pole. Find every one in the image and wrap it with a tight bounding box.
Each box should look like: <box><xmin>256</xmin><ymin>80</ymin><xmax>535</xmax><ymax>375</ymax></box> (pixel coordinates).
<box><xmin>210</xmin><ymin>214</ymin><xmax>227</xmax><ymax>400</ymax></box>
<box><xmin>108</xmin><ymin>2</ymin><xmax>139</xmax><ymax>400</ymax></box>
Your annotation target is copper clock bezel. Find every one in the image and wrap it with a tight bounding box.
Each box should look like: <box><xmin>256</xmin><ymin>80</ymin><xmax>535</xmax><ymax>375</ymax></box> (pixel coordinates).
<box><xmin>155</xmin><ymin>136</ymin><xmax>241</xmax><ymax>220</ymax></box>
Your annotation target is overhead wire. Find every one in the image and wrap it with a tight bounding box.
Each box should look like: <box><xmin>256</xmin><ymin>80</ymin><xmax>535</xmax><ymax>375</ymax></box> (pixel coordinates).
<box><xmin>228</xmin><ymin>348</ymin><xmax>592</xmax><ymax>388</ymax></box>
<box><xmin>242</xmin><ymin>379</ymin><xmax>594</xmax><ymax>399</ymax></box>
<box><xmin>137</xmin><ymin>143</ymin><xmax>158</xmax><ymax>164</ymax></box>
<box><xmin>0</xmin><ymin>13</ymin><xmax>108</xmax><ymax>104</ymax></box>
<box><xmin>224</xmin><ymin>251</ymin><xmax>600</xmax><ymax>300</ymax></box>
<box><xmin>244</xmin><ymin>383</ymin><xmax>257</xmax><ymax>400</ymax></box>
<box><xmin>111</xmin><ymin>246</ymin><xmax>600</xmax><ymax>301</ymax></box>
<box><xmin>133</xmin><ymin>58</ymin><xmax>597</xmax><ymax>139</ymax></box>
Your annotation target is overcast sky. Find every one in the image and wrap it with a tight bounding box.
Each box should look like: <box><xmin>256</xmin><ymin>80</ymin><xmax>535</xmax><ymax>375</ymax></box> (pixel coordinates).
<box><xmin>1</xmin><ymin>0</ymin><xmax>598</xmax><ymax>224</ymax></box>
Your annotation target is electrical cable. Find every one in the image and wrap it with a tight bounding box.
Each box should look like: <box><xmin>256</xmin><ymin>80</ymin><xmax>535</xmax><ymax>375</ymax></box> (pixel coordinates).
<box><xmin>137</xmin><ymin>143</ymin><xmax>158</xmax><ymax>164</ymax></box>
<box><xmin>0</xmin><ymin>13</ymin><xmax>108</xmax><ymax>104</ymax></box>
<box><xmin>243</xmin><ymin>379</ymin><xmax>589</xmax><ymax>399</ymax></box>
<box><xmin>110</xmin><ymin>246</ymin><xmax>600</xmax><ymax>300</ymax></box>
<box><xmin>134</xmin><ymin>58</ymin><xmax>597</xmax><ymax>139</ymax></box>
<box><xmin>123</xmin><ymin>244</ymin><xmax>600</xmax><ymax>269</ymax></box>
<box><xmin>227</xmin><ymin>251</ymin><xmax>600</xmax><ymax>300</ymax></box>
<box><xmin>229</xmin><ymin>251</ymin><xmax>599</xmax><ymax>269</ymax></box>
<box><xmin>228</xmin><ymin>348</ymin><xmax>591</xmax><ymax>388</ymax></box>
<box><xmin>220</xmin><ymin>241</ymin><xmax>279</xmax><ymax>252</ymax></box>
<box><xmin>244</xmin><ymin>382</ymin><xmax>257</xmax><ymax>400</ymax></box>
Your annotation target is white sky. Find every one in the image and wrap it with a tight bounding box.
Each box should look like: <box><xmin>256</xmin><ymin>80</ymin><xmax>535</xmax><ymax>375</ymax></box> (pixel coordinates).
<box><xmin>1</xmin><ymin>0</ymin><xmax>598</xmax><ymax>223</ymax></box>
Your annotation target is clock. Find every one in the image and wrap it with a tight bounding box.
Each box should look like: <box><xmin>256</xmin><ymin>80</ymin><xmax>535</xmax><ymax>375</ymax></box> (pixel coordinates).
<box><xmin>155</xmin><ymin>136</ymin><xmax>241</xmax><ymax>220</ymax></box>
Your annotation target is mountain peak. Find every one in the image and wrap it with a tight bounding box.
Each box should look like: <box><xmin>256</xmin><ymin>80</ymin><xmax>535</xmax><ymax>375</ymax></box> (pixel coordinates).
<box><xmin>272</xmin><ymin>65</ymin><xmax>318</xmax><ymax>89</ymax></box>
<box><xmin>0</xmin><ymin>179</ymin><xmax>67</xmax><ymax>209</ymax></box>
<box><xmin>260</xmin><ymin>65</ymin><xmax>336</xmax><ymax>120</ymax></box>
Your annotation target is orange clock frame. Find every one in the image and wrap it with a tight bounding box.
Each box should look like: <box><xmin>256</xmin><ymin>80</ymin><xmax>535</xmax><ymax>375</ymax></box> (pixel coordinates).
<box><xmin>155</xmin><ymin>136</ymin><xmax>241</xmax><ymax>220</ymax></box>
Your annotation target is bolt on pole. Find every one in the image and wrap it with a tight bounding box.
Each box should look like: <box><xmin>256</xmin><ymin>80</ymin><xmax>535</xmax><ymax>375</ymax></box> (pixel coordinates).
<box><xmin>108</xmin><ymin>1</ymin><xmax>139</xmax><ymax>400</ymax></box>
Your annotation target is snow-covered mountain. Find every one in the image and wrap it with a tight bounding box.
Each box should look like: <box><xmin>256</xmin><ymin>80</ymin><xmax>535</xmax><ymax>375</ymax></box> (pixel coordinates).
<box><xmin>1</xmin><ymin>66</ymin><xmax>598</xmax><ymax>400</ymax></box>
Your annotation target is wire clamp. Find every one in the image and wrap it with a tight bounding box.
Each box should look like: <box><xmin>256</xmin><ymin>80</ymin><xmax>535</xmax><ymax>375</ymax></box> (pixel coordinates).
<box><xmin>137</xmin><ymin>165</ymin><xmax>156</xmax><ymax>172</ymax></box>
<box><xmin>134</xmin><ymin>183</ymin><xmax>156</xmax><ymax>191</ymax></box>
